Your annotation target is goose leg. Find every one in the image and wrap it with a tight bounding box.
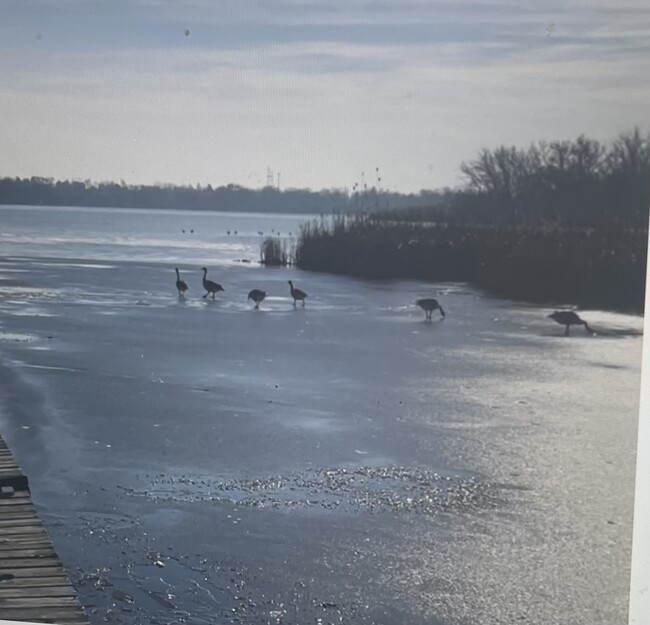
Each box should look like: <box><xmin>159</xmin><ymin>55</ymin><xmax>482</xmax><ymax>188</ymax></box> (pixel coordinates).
<box><xmin>565</xmin><ymin>325</ymin><xmax>570</xmax><ymax>337</ymax></box>
<box><xmin>203</xmin><ymin>293</ymin><xmax>208</xmax><ymax>299</ymax></box>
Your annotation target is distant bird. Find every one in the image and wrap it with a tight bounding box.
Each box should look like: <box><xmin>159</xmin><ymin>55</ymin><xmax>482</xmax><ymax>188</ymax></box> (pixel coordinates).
<box><xmin>548</xmin><ymin>311</ymin><xmax>593</xmax><ymax>336</ymax></box>
<box><xmin>288</xmin><ymin>280</ymin><xmax>307</xmax><ymax>307</ymax></box>
<box><xmin>416</xmin><ymin>298</ymin><xmax>445</xmax><ymax>321</ymax></box>
<box><xmin>201</xmin><ymin>267</ymin><xmax>224</xmax><ymax>299</ymax></box>
<box><xmin>248</xmin><ymin>289</ymin><xmax>266</xmax><ymax>309</ymax></box>
<box><xmin>175</xmin><ymin>268</ymin><xmax>188</xmax><ymax>298</ymax></box>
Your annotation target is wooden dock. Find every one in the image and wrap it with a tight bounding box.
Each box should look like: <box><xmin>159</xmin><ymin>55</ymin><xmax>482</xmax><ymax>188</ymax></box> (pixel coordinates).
<box><xmin>0</xmin><ymin>434</ymin><xmax>90</xmax><ymax>624</ymax></box>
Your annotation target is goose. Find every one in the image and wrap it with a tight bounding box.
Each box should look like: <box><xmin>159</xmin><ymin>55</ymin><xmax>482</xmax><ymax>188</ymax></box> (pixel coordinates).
<box><xmin>416</xmin><ymin>298</ymin><xmax>445</xmax><ymax>321</ymax></box>
<box><xmin>175</xmin><ymin>268</ymin><xmax>189</xmax><ymax>297</ymax></box>
<box><xmin>548</xmin><ymin>311</ymin><xmax>593</xmax><ymax>336</ymax></box>
<box><xmin>201</xmin><ymin>267</ymin><xmax>224</xmax><ymax>299</ymax></box>
<box><xmin>288</xmin><ymin>280</ymin><xmax>307</xmax><ymax>307</ymax></box>
<box><xmin>248</xmin><ymin>289</ymin><xmax>266</xmax><ymax>309</ymax></box>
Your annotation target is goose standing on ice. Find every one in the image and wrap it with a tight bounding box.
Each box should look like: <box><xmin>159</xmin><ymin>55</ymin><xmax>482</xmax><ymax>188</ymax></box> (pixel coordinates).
<box><xmin>548</xmin><ymin>311</ymin><xmax>593</xmax><ymax>336</ymax></box>
<box><xmin>416</xmin><ymin>298</ymin><xmax>445</xmax><ymax>321</ymax></box>
<box><xmin>175</xmin><ymin>268</ymin><xmax>189</xmax><ymax>298</ymax></box>
<box><xmin>201</xmin><ymin>267</ymin><xmax>224</xmax><ymax>299</ymax></box>
<box><xmin>248</xmin><ymin>289</ymin><xmax>266</xmax><ymax>309</ymax></box>
<box><xmin>288</xmin><ymin>280</ymin><xmax>307</xmax><ymax>307</ymax></box>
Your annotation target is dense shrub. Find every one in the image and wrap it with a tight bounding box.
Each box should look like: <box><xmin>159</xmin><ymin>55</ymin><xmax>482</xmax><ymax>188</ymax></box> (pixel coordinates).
<box><xmin>296</xmin><ymin>218</ymin><xmax>647</xmax><ymax>311</ymax></box>
<box><xmin>296</xmin><ymin>130</ymin><xmax>649</xmax><ymax>311</ymax></box>
<box><xmin>260</xmin><ymin>237</ymin><xmax>291</xmax><ymax>266</ymax></box>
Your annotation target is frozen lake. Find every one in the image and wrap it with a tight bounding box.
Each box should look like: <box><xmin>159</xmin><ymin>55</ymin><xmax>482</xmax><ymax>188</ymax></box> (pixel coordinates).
<box><xmin>0</xmin><ymin>205</ymin><xmax>643</xmax><ymax>625</ymax></box>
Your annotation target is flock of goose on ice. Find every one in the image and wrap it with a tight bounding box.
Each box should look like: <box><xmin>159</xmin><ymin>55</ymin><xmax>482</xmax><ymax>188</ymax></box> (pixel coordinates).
<box><xmin>175</xmin><ymin>267</ymin><xmax>594</xmax><ymax>337</ymax></box>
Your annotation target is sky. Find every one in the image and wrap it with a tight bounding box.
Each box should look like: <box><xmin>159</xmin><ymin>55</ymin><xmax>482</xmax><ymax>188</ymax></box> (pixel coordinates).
<box><xmin>0</xmin><ymin>0</ymin><xmax>649</xmax><ymax>193</ymax></box>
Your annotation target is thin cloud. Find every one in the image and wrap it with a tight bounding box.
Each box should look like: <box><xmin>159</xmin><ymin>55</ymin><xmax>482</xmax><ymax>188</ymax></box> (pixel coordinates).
<box><xmin>0</xmin><ymin>0</ymin><xmax>648</xmax><ymax>191</ymax></box>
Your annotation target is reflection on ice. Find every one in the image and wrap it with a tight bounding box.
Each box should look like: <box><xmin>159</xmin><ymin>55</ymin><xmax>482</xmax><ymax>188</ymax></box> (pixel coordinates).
<box><xmin>15</xmin><ymin>362</ymin><xmax>79</xmax><ymax>373</ymax></box>
<box><xmin>29</xmin><ymin>261</ymin><xmax>118</xmax><ymax>269</ymax></box>
<box><xmin>0</xmin><ymin>332</ymin><xmax>38</xmax><ymax>342</ymax></box>
<box><xmin>5</xmin><ymin>307</ymin><xmax>58</xmax><ymax>317</ymax></box>
<box><xmin>1</xmin><ymin>233</ymin><xmax>251</xmax><ymax>252</ymax></box>
<box><xmin>123</xmin><ymin>466</ymin><xmax>494</xmax><ymax>514</ymax></box>
<box><xmin>279</xmin><ymin>414</ymin><xmax>345</xmax><ymax>433</ymax></box>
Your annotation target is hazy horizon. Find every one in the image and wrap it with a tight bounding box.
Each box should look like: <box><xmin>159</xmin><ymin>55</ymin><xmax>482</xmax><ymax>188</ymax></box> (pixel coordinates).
<box><xmin>1</xmin><ymin>0</ymin><xmax>649</xmax><ymax>194</ymax></box>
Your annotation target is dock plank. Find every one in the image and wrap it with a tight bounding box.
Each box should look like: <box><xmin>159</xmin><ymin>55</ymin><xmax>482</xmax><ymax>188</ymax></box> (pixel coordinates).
<box><xmin>0</xmin><ymin>518</ymin><xmax>45</xmax><ymax>528</ymax></box>
<box><xmin>0</xmin><ymin>557</ymin><xmax>62</xmax><ymax>569</ymax></box>
<box><xmin>0</xmin><ymin>585</ymin><xmax>78</xmax><ymax>598</ymax></box>
<box><xmin>0</xmin><ymin>525</ymin><xmax>49</xmax><ymax>535</ymax></box>
<box><xmin>0</xmin><ymin>509</ymin><xmax>40</xmax><ymax>517</ymax></box>
<box><xmin>0</xmin><ymin>608</ymin><xmax>90</xmax><ymax>623</ymax></box>
<box><xmin>0</xmin><ymin>433</ymin><xmax>89</xmax><ymax>624</ymax></box>
<box><xmin>0</xmin><ymin>509</ymin><xmax>39</xmax><ymax>520</ymax></box>
<box><xmin>0</xmin><ymin>566</ymin><xmax>68</xmax><ymax>578</ymax></box>
<box><xmin>0</xmin><ymin>491</ymin><xmax>31</xmax><ymax>505</ymax></box>
<box><xmin>0</xmin><ymin>596</ymin><xmax>81</xmax><ymax>608</ymax></box>
<box><xmin>0</xmin><ymin>545</ymin><xmax>54</xmax><ymax>560</ymax></box>
<box><xmin>0</xmin><ymin>534</ymin><xmax>53</xmax><ymax>544</ymax></box>
<box><xmin>0</xmin><ymin>543</ymin><xmax>55</xmax><ymax>553</ymax></box>
<box><xmin>0</xmin><ymin>575</ymin><xmax>71</xmax><ymax>589</ymax></box>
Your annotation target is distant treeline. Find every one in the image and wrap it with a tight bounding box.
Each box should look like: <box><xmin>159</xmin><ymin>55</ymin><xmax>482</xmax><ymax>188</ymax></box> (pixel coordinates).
<box><xmin>0</xmin><ymin>177</ymin><xmax>444</xmax><ymax>214</ymax></box>
<box><xmin>296</xmin><ymin>130</ymin><xmax>650</xmax><ymax>311</ymax></box>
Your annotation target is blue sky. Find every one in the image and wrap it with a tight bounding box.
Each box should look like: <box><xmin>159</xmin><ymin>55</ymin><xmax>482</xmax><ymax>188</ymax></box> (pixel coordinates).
<box><xmin>1</xmin><ymin>0</ymin><xmax>648</xmax><ymax>192</ymax></box>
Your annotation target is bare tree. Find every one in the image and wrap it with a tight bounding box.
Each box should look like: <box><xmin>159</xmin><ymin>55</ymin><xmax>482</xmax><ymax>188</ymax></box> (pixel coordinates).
<box><xmin>608</xmin><ymin>127</ymin><xmax>650</xmax><ymax>176</ymax></box>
